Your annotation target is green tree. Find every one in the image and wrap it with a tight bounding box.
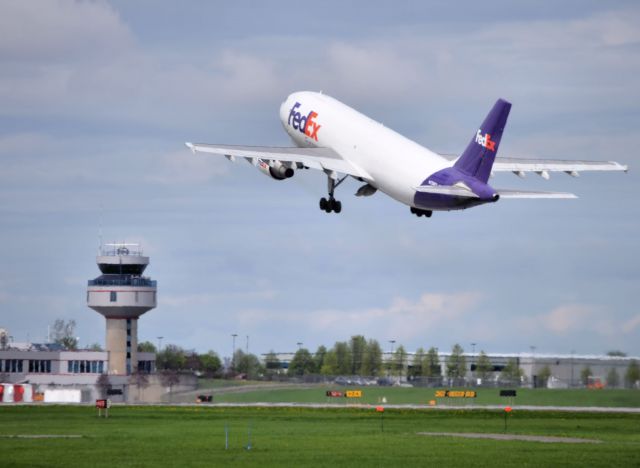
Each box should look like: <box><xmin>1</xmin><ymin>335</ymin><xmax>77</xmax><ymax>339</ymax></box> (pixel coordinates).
<box><xmin>320</xmin><ymin>349</ymin><xmax>338</xmax><ymax>375</ymax></box>
<box><xmin>580</xmin><ymin>366</ymin><xmax>592</xmax><ymax>386</ymax></box>
<box><xmin>288</xmin><ymin>348</ymin><xmax>315</xmax><ymax>376</ymax></box>
<box><xmin>313</xmin><ymin>346</ymin><xmax>327</xmax><ymax>373</ymax></box>
<box><xmin>159</xmin><ymin>370</ymin><xmax>180</xmax><ymax>402</ymax></box>
<box><xmin>95</xmin><ymin>373</ymin><xmax>110</xmax><ymax>398</ymax></box>
<box><xmin>334</xmin><ymin>341</ymin><xmax>352</xmax><ymax>375</ymax></box>
<box><xmin>233</xmin><ymin>350</ymin><xmax>263</xmax><ymax>379</ymax></box>
<box><xmin>606</xmin><ymin>368</ymin><xmax>620</xmax><ymax>388</ymax></box>
<box><xmin>410</xmin><ymin>347</ymin><xmax>425</xmax><ymax>378</ymax></box>
<box><xmin>185</xmin><ymin>351</ymin><xmax>201</xmax><ymax>371</ymax></box>
<box><xmin>199</xmin><ymin>351</ymin><xmax>222</xmax><ymax>376</ymax></box>
<box><xmin>129</xmin><ymin>371</ymin><xmax>150</xmax><ymax>401</ymax></box>
<box><xmin>349</xmin><ymin>335</ymin><xmax>367</xmax><ymax>374</ymax></box>
<box><xmin>137</xmin><ymin>341</ymin><xmax>157</xmax><ymax>353</ymax></box>
<box><xmin>606</xmin><ymin>350</ymin><xmax>627</xmax><ymax>357</ymax></box>
<box><xmin>361</xmin><ymin>339</ymin><xmax>383</xmax><ymax>376</ymax></box>
<box><xmin>264</xmin><ymin>351</ymin><xmax>281</xmax><ymax>374</ymax></box>
<box><xmin>475</xmin><ymin>351</ymin><xmax>493</xmax><ymax>382</ymax></box>
<box><xmin>391</xmin><ymin>345</ymin><xmax>407</xmax><ymax>379</ymax></box>
<box><xmin>537</xmin><ymin>365</ymin><xmax>552</xmax><ymax>388</ymax></box>
<box><xmin>625</xmin><ymin>360</ymin><xmax>640</xmax><ymax>388</ymax></box>
<box><xmin>88</xmin><ymin>342</ymin><xmax>103</xmax><ymax>351</ymax></box>
<box><xmin>446</xmin><ymin>344</ymin><xmax>466</xmax><ymax>380</ymax></box>
<box><xmin>156</xmin><ymin>344</ymin><xmax>187</xmax><ymax>370</ymax></box>
<box><xmin>422</xmin><ymin>347</ymin><xmax>440</xmax><ymax>378</ymax></box>
<box><xmin>500</xmin><ymin>358</ymin><xmax>523</xmax><ymax>385</ymax></box>
<box><xmin>51</xmin><ymin>319</ymin><xmax>78</xmax><ymax>350</ymax></box>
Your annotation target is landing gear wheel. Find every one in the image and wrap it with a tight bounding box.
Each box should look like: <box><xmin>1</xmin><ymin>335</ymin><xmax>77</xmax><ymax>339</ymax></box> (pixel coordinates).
<box><xmin>325</xmin><ymin>200</ymin><xmax>333</xmax><ymax>213</ymax></box>
<box><xmin>410</xmin><ymin>207</ymin><xmax>433</xmax><ymax>218</ymax></box>
<box><xmin>319</xmin><ymin>172</ymin><xmax>347</xmax><ymax>213</ymax></box>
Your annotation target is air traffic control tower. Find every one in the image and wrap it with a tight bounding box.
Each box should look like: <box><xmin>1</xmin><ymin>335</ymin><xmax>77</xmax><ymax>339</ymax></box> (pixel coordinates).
<box><xmin>87</xmin><ymin>243</ymin><xmax>157</xmax><ymax>375</ymax></box>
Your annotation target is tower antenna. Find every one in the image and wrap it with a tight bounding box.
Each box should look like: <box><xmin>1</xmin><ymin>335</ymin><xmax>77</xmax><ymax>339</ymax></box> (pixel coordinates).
<box><xmin>98</xmin><ymin>203</ymin><xmax>104</xmax><ymax>255</ymax></box>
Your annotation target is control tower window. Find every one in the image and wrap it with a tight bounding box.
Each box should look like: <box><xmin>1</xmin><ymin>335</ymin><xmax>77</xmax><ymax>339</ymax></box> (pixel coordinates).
<box><xmin>110</xmin><ymin>291</ymin><xmax>117</xmax><ymax>302</ymax></box>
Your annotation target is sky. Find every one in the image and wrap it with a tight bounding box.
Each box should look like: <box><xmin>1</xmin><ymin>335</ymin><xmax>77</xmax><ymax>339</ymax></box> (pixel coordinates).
<box><xmin>0</xmin><ymin>0</ymin><xmax>639</xmax><ymax>359</ymax></box>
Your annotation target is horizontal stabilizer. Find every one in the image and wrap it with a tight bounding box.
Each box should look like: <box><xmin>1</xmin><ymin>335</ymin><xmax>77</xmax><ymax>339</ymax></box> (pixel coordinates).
<box><xmin>438</xmin><ymin>153</ymin><xmax>628</xmax><ymax>174</ymax></box>
<box><xmin>414</xmin><ymin>185</ymin><xmax>479</xmax><ymax>198</ymax></box>
<box><xmin>497</xmin><ymin>189</ymin><xmax>577</xmax><ymax>199</ymax></box>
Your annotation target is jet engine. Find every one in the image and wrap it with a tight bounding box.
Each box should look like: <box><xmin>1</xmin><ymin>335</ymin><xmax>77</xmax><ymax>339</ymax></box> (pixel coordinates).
<box><xmin>257</xmin><ymin>159</ymin><xmax>294</xmax><ymax>180</ymax></box>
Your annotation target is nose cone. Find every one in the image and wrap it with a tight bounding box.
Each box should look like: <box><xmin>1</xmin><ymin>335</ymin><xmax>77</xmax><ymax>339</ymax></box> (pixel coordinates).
<box><xmin>279</xmin><ymin>96</ymin><xmax>292</xmax><ymax>125</ymax></box>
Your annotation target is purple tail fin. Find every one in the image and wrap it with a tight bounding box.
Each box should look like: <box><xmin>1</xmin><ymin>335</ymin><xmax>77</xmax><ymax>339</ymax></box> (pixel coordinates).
<box><xmin>454</xmin><ymin>99</ymin><xmax>511</xmax><ymax>183</ymax></box>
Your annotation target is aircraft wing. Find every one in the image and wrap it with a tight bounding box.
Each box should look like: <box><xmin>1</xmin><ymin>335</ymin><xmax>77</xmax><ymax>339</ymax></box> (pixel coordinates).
<box><xmin>439</xmin><ymin>153</ymin><xmax>627</xmax><ymax>178</ymax></box>
<box><xmin>185</xmin><ymin>142</ymin><xmax>373</xmax><ymax>180</ymax></box>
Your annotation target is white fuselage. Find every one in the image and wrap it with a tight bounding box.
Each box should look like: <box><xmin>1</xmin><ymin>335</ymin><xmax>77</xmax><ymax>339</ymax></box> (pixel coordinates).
<box><xmin>279</xmin><ymin>91</ymin><xmax>451</xmax><ymax>206</ymax></box>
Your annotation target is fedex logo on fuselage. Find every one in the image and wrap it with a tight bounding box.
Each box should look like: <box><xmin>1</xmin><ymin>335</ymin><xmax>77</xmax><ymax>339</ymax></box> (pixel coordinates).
<box><xmin>475</xmin><ymin>129</ymin><xmax>496</xmax><ymax>151</ymax></box>
<box><xmin>288</xmin><ymin>102</ymin><xmax>321</xmax><ymax>141</ymax></box>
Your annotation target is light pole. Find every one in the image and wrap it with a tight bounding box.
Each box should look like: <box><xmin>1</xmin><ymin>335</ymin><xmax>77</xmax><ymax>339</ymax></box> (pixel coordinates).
<box><xmin>296</xmin><ymin>342</ymin><xmax>303</xmax><ymax>350</ymax></box>
<box><xmin>570</xmin><ymin>350</ymin><xmax>575</xmax><ymax>388</ymax></box>
<box><xmin>157</xmin><ymin>336</ymin><xmax>163</xmax><ymax>352</ymax></box>
<box><xmin>470</xmin><ymin>342</ymin><xmax>476</xmax><ymax>379</ymax></box>
<box><xmin>246</xmin><ymin>335</ymin><xmax>249</xmax><ymax>354</ymax></box>
<box><xmin>231</xmin><ymin>334</ymin><xmax>238</xmax><ymax>372</ymax></box>
<box><xmin>388</xmin><ymin>340</ymin><xmax>396</xmax><ymax>378</ymax></box>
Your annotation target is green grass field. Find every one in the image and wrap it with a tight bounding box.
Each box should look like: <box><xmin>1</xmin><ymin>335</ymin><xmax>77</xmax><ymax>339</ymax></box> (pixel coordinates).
<box><xmin>191</xmin><ymin>381</ymin><xmax>640</xmax><ymax>408</ymax></box>
<box><xmin>1</xmin><ymin>405</ymin><xmax>639</xmax><ymax>467</ymax></box>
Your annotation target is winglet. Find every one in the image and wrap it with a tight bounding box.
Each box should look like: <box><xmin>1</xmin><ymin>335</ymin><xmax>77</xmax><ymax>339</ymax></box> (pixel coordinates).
<box><xmin>185</xmin><ymin>142</ymin><xmax>196</xmax><ymax>154</ymax></box>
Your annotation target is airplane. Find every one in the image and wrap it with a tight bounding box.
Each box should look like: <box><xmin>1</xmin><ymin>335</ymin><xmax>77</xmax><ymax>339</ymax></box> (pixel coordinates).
<box><xmin>186</xmin><ymin>92</ymin><xmax>627</xmax><ymax>217</ymax></box>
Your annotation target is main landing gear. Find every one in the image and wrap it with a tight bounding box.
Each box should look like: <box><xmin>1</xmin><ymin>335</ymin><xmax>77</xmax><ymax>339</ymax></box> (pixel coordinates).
<box><xmin>320</xmin><ymin>197</ymin><xmax>341</xmax><ymax>213</ymax></box>
<box><xmin>320</xmin><ymin>173</ymin><xmax>348</xmax><ymax>214</ymax></box>
<box><xmin>410</xmin><ymin>207</ymin><xmax>432</xmax><ymax>218</ymax></box>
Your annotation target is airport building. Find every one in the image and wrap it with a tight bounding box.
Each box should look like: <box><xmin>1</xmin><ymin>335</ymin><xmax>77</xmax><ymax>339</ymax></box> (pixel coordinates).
<box><xmin>87</xmin><ymin>243</ymin><xmax>158</xmax><ymax>375</ymax></box>
<box><xmin>265</xmin><ymin>350</ymin><xmax>639</xmax><ymax>388</ymax></box>
<box><xmin>0</xmin><ymin>243</ymin><xmax>171</xmax><ymax>403</ymax></box>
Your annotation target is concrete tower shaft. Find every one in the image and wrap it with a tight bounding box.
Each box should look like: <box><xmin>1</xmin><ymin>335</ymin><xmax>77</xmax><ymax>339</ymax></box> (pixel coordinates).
<box><xmin>87</xmin><ymin>243</ymin><xmax>157</xmax><ymax>375</ymax></box>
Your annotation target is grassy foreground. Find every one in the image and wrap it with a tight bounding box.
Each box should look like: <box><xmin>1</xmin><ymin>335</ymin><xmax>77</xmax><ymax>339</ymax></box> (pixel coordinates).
<box><xmin>0</xmin><ymin>406</ymin><xmax>639</xmax><ymax>467</ymax></box>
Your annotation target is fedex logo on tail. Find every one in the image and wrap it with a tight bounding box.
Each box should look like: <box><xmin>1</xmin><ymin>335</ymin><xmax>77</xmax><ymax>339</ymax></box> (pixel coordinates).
<box><xmin>475</xmin><ymin>129</ymin><xmax>496</xmax><ymax>151</ymax></box>
<box><xmin>288</xmin><ymin>102</ymin><xmax>321</xmax><ymax>141</ymax></box>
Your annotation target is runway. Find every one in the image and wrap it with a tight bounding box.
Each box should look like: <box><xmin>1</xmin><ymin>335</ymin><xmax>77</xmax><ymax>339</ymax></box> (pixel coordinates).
<box><xmin>138</xmin><ymin>402</ymin><xmax>640</xmax><ymax>413</ymax></box>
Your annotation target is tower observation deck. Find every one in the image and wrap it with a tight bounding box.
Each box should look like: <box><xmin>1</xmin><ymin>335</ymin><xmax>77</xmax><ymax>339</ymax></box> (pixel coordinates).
<box><xmin>87</xmin><ymin>243</ymin><xmax>157</xmax><ymax>375</ymax></box>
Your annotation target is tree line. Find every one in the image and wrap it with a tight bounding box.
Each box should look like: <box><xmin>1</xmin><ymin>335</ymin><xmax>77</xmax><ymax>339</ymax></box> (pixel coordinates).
<box><xmin>48</xmin><ymin>320</ymin><xmax>640</xmax><ymax>387</ymax></box>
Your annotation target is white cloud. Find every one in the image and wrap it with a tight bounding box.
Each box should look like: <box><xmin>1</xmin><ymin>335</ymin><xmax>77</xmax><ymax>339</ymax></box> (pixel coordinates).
<box><xmin>623</xmin><ymin>315</ymin><xmax>640</xmax><ymax>334</ymax></box>
<box><xmin>540</xmin><ymin>304</ymin><xmax>596</xmax><ymax>334</ymax></box>
<box><xmin>144</xmin><ymin>149</ymin><xmax>229</xmax><ymax>185</ymax></box>
<box><xmin>0</xmin><ymin>0</ymin><xmax>133</xmax><ymax>63</ymax></box>
<box><xmin>236</xmin><ymin>291</ymin><xmax>483</xmax><ymax>342</ymax></box>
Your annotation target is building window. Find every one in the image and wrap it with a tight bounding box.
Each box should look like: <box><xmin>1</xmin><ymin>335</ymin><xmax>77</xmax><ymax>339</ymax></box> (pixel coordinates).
<box><xmin>3</xmin><ymin>359</ymin><xmax>24</xmax><ymax>373</ymax></box>
<box><xmin>28</xmin><ymin>360</ymin><xmax>52</xmax><ymax>374</ymax></box>
<box><xmin>110</xmin><ymin>291</ymin><xmax>117</xmax><ymax>302</ymax></box>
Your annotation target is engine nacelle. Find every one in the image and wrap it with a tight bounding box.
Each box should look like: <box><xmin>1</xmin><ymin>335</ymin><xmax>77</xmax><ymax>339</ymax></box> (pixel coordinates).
<box><xmin>257</xmin><ymin>159</ymin><xmax>294</xmax><ymax>180</ymax></box>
